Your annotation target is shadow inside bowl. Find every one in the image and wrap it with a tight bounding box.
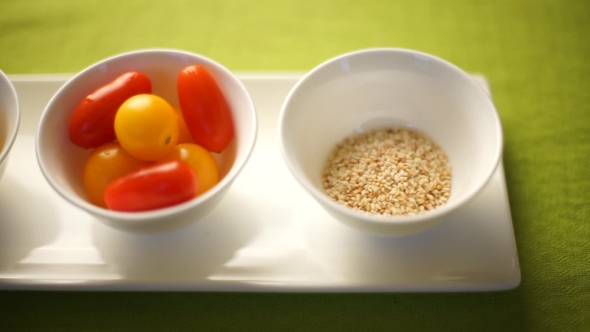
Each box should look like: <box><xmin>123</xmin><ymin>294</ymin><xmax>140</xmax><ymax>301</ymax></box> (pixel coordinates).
<box><xmin>92</xmin><ymin>190</ymin><xmax>260</xmax><ymax>283</ymax></box>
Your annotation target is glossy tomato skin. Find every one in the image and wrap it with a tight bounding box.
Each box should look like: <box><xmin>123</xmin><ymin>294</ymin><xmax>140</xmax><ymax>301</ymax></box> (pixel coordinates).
<box><xmin>177</xmin><ymin>65</ymin><xmax>234</xmax><ymax>153</ymax></box>
<box><xmin>175</xmin><ymin>108</ymin><xmax>195</xmax><ymax>144</ymax></box>
<box><xmin>104</xmin><ymin>160</ymin><xmax>198</xmax><ymax>212</ymax></box>
<box><xmin>83</xmin><ymin>142</ymin><xmax>150</xmax><ymax>208</ymax></box>
<box><xmin>69</xmin><ymin>71</ymin><xmax>152</xmax><ymax>149</ymax></box>
<box><xmin>160</xmin><ymin>143</ymin><xmax>219</xmax><ymax>196</ymax></box>
<box><xmin>114</xmin><ymin>94</ymin><xmax>179</xmax><ymax>161</ymax></box>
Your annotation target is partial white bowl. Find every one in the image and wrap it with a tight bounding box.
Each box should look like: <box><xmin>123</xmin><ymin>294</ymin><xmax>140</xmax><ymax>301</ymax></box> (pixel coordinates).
<box><xmin>279</xmin><ymin>48</ymin><xmax>503</xmax><ymax>236</ymax></box>
<box><xmin>36</xmin><ymin>49</ymin><xmax>257</xmax><ymax>234</ymax></box>
<box><xmin>0</xmin><ymin>69</ymin><xmax>21</xmax><ymax>182</ymax></box>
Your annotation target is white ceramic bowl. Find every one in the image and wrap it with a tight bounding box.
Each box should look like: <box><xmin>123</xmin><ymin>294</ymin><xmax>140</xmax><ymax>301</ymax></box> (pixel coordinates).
<box><xmin>0</xmin><ymin>69</ymin><xmax>20</xmax><ymax>182</ymax></box>
<box><xmin>279</xmin><ymin>48</ymin><xmax>503</xmax><ymax>237</ymax></box>
<box><xmin>37</xmin><ymin>49</ymin><xmax>257</xmax><ymax>234</ymax></box>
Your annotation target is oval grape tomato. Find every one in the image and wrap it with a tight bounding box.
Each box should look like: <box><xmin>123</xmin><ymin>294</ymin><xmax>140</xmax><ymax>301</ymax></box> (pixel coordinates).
<box><xmin>104</xmin><ymin>160</ymin><xmax>198</xmax><ymax>212</ymax></box>
<box><xmin>83</xmin><ymin>142</ymin><xmax>150</xmax><ymax>208</ymax></box>
<box><xmin>177</xmin><ymin>65</ymin><xmax>234</xmax><ymax>153</ymax></box>
<box><xmin>161</xmin><ymin>143</ymin><xmax>219</xmax><ymax>195</ymax></box>
<box><xmin>114</xmin><ymin>94</ymin><xmax>179</xmax><ymax>161</ymax></box>
<box><xmin>69</xmin><ymin>71</ymin><xmax>151</xmax><ymax>149</ymax></box>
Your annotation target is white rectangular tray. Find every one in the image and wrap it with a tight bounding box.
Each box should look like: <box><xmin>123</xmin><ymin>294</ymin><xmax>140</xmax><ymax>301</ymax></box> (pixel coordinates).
<box><xmin>0</xmin><ymin>73</ymin><xmax>520</xmax><ymax>292</ymax></box>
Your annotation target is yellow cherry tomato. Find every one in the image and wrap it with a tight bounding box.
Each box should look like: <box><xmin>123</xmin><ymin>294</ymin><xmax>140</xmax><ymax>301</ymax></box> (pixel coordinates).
<box><xmin>83</xmin><ymin>142</ymin><xmax>150</xmax><ymax>208</ymax></box>
<box><xmin>175</xmin><ymin>108</ymin><xmax>195</xmax><ymax>144</ymax></box>
<box><xmin>115</xmin><ymin>94</ymin><xmax>179</xmax><ymax>161</ymax></box>
<box><xmin>161</xmin><ymin>143</ymin><xmax>219</xmax><ymax>196</ymax></box>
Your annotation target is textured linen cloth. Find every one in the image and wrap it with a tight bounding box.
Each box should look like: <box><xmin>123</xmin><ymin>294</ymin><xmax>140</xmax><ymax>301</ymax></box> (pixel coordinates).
<box><xmin>0</xmin><ymin>0</ymin><xmax>588</xmax><ymax>330</ymax></box>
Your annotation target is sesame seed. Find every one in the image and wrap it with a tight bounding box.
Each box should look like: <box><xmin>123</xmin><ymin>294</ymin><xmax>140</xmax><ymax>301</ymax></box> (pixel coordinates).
<box><xmin>322</xmin><ymin>127</ymin><xmax>452</xmax><ymax>216</ymax></box>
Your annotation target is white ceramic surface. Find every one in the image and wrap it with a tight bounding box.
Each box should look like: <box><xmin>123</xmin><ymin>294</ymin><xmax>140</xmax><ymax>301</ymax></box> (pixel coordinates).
<box><xmin>0</xmin><ymin>74</ymin><xmax>520</xmax><ymax>292</ymax></box>
<box><xmin>0</xmin><ymin>69</ymin><xmax>20</xmax><ymax>182</ymax></box>
<box><xmin>35</xmin><ymin>50</ymin><xmax>257</xmax><ymax>234</ymax></box>
<box><xmin>279</xmin><ymin>49</ymin><xmax>504</xmax><ymax>236</ymax></box>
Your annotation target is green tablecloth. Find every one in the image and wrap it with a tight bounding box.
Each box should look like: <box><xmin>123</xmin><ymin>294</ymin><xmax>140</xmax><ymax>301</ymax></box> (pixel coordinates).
<box><xmin>1</xmin><ymin>0</ymin><xmax>589</xmax><ymax>330</ymax></box>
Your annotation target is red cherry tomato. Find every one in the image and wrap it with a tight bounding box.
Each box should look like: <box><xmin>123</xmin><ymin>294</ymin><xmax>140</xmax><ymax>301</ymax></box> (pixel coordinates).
<box><xmin>69</xmin><ymin>71</ymin><xmax>152</xmax><ymax>149</ymax></box>
<box><xmin>177</xmin><ymin>65</ymin><xmax>235</xmax><ymax>153</ymax></box>
<box><xmin>104</xmin><ymin>160</ymin><xmax>198</xmax><ymax>212</ymax></box>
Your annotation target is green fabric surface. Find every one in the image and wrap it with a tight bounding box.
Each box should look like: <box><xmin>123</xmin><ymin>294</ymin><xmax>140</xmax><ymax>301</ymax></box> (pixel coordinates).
<box><xmin>1</xmin><ymin>0</ymin><xmax>589</xmax><ymax>331</ymax></box>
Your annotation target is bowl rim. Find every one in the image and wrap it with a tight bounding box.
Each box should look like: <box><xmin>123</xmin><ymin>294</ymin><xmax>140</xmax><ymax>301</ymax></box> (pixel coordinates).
<box><xmin>278</xmin><ymin>47</ymin><xmax>504</xmax><ymax>227</ymax></box>
<box><xmin>36</xmin><ymin>48</ymin><xmax>258</xmax><ymax>221</ymax></box>
<box><xmin>0</xmin><ymin>69</ymin><xmax>21</xmax><ymax>165</ymax></box>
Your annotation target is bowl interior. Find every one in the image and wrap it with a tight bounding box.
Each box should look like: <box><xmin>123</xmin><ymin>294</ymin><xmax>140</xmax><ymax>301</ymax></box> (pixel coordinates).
<box><xmin>37</xmin><ymin>50</ymin><xmax>256</xmax><ymax>216</ymax></box>
<box><xmin>0</xmin><ymin>70</ymin><xmax>20</xmax><ymax>163</ymax></box>
<box><xmin>281</xmin><ymin>49</ymin><xmax>502</xmax><ymax>215</ymax></box>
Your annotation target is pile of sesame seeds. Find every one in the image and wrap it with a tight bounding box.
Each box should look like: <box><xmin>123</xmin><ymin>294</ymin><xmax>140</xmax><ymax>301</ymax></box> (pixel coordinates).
<box><xmin>321</xmin><ymin>127</ymin><xmax>451</xmax><ymax>216</ymax></box>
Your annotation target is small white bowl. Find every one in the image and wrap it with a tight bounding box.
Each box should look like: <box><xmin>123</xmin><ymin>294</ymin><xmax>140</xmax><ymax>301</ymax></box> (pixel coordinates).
<box><xmin>0</xmin><ymin>69</ymin><xmax>21</xmax><ymax>182</ymax></box>
<box><xmin>36</xmin><ymin>49</ymin><xmax>257</xmax><ymax>234</ymax></box>
<box><xmin>279</xmin><ymin>48</ymin><xmax>503</xmax><ymax>237</ymax></box>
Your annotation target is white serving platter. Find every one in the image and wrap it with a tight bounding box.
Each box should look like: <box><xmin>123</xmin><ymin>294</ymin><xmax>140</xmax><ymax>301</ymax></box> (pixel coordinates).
<box><xmin>0</xmin><ymin>73</ymin><xmax>520</xmax><ymax>292</ymax></box>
